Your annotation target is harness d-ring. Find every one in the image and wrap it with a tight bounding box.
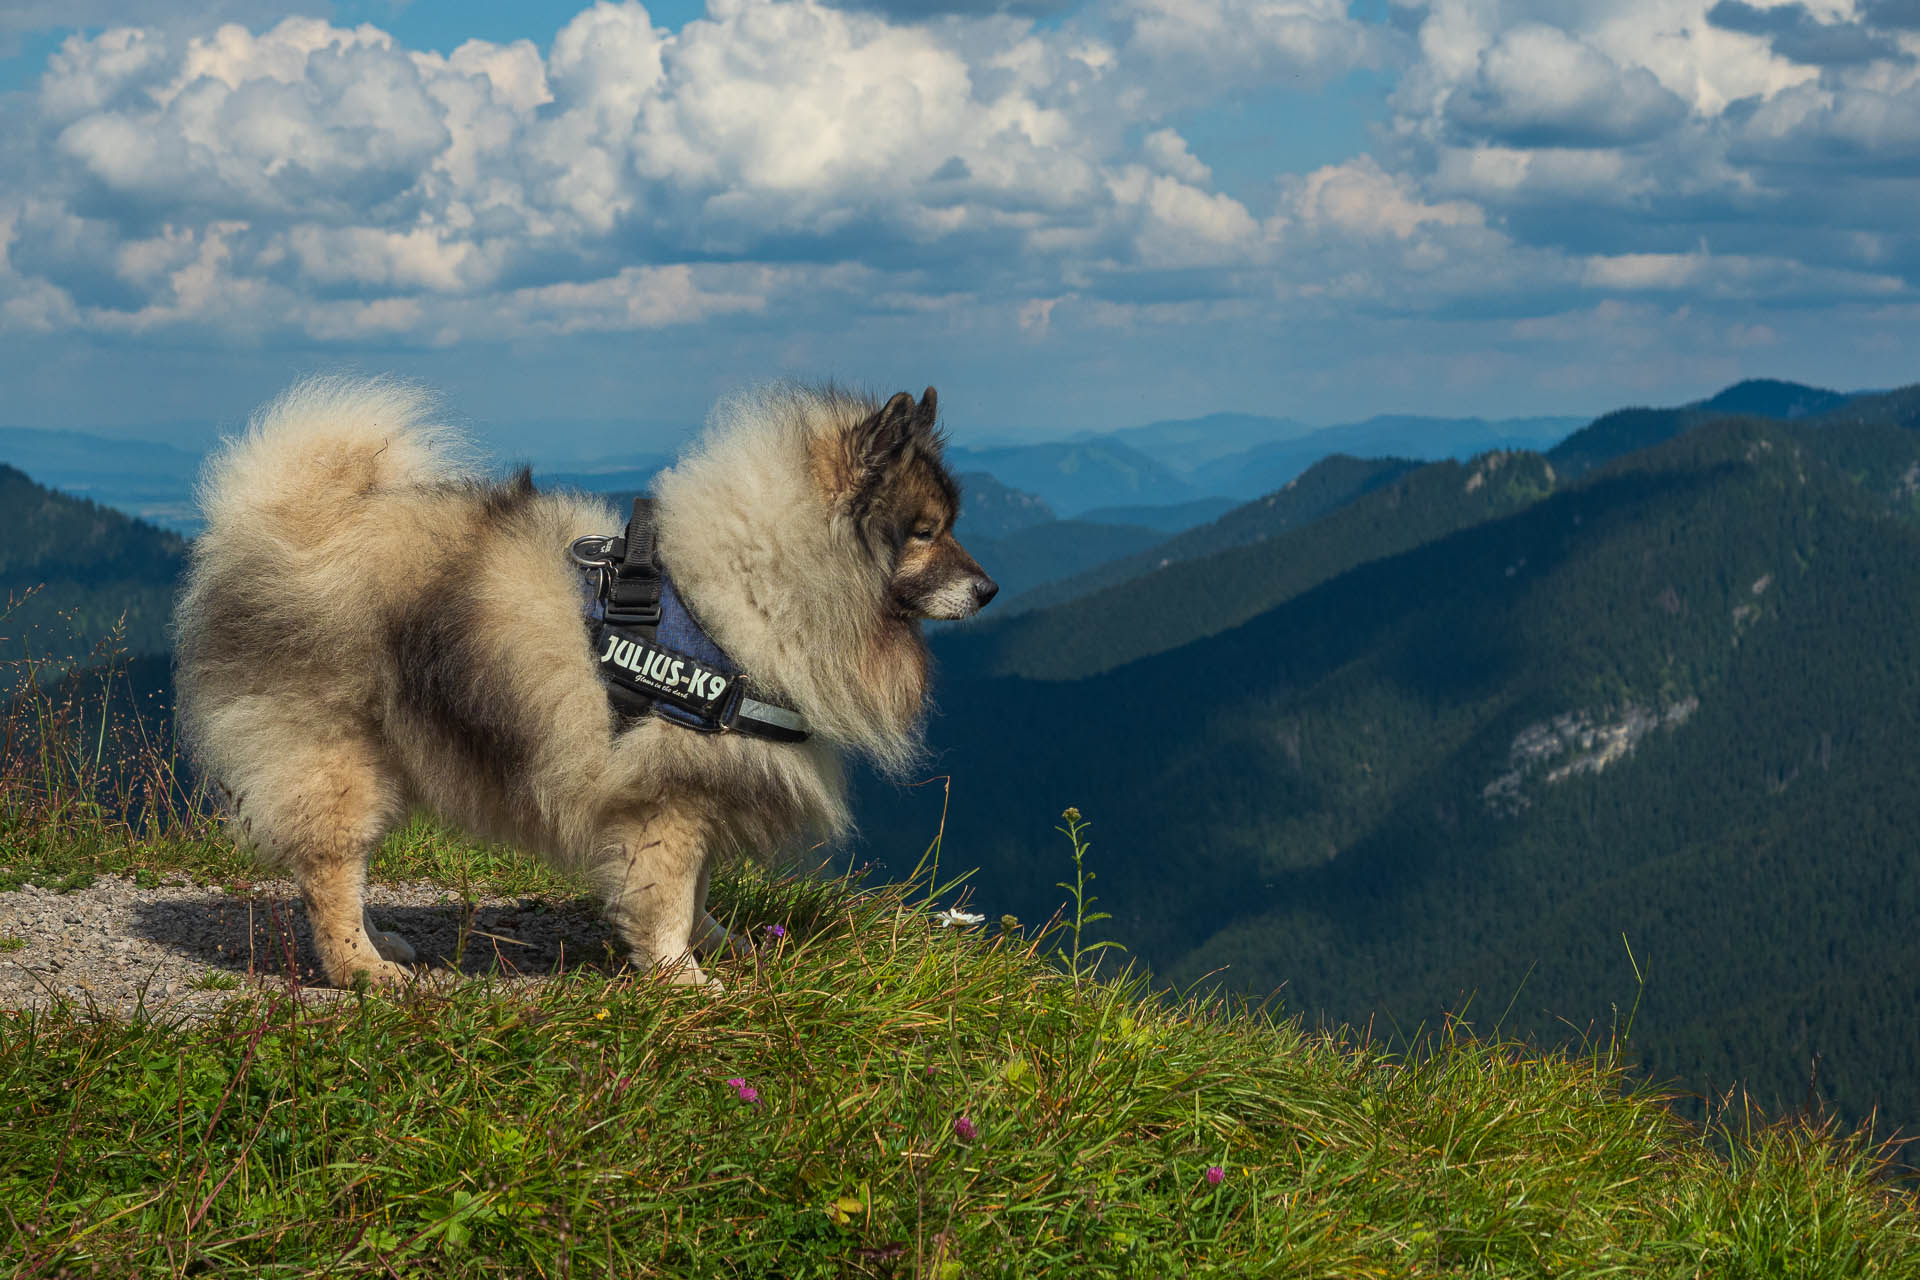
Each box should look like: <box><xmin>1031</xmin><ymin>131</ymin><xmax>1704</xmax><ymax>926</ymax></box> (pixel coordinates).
<box><xmin>569</xmin><ymin>534</ymin><xmax>617</xmax><ymax>568</ymax></box>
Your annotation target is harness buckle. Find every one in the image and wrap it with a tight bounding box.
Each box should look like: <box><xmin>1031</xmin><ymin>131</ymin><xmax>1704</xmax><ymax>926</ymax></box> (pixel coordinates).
<box><xmin>603</xmin><ymin>571</ymin><xmax>663</xmax><ymax>628</ymax></box>
<box><xmin>603</xmin><ymin>600</ymin><xmax>662</xmax><ymax>628</ymax></box>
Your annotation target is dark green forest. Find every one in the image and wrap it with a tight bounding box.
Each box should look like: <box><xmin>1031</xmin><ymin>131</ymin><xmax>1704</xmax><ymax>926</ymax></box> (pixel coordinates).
<box><xmin>941</xmin><ymin>448</ymin><xmax>1561</xmax><ymax>680</ymax></box>
<box><xmin>1001</xmin><ymin>454</ymin><xmax>1422</xmax><ymax>616</ymax></box>
<box><xmin>0</xmin><ymin>464</ymin><xmax>186</xmax><ymax>673</ymax></box>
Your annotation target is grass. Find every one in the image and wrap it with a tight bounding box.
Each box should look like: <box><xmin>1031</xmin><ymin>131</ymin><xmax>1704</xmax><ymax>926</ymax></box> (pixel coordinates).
<box><xmin>3</xmin><ymin>635</ymin><xmax>1919</xmax><ymax>1275</ymax></box>
<box><xmin>4</xmin><ymin>849</ymin><xmax>1918</xmax><ymax>1277</ymax></box>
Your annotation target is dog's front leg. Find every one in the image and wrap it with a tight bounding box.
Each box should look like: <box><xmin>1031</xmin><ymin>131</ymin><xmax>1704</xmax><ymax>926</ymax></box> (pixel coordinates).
<box><xmin>593</xmin><ymin>807</ymin><xmax>721</xmax><ymax>989</ymax></box>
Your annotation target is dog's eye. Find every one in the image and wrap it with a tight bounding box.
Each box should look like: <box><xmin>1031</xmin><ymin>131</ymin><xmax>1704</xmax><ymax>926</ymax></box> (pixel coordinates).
<box><xmin>909</xmin><ymin>523</ymin><xmax>937</xmax><ymax>542</ymax></box>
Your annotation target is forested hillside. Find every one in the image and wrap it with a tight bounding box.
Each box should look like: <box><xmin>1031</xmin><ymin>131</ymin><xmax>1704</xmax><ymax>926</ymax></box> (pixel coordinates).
<box><xmin>863</xmin><ymin>400</ymin><xmax>1920</xmax><ymax>1141</ymax></box>
<box><xmin>953</xmin><ymin>471</ymin><xmax>1054</xmax><ymax>539</ymax></box>
<box><xmin>946</xmin><ymin>439</ymin><xmax>1196</xmax><ymax>515</ymax></box>
<box><xmin>959</xmin><ymin>519</ymin><xmax>1166</xmax><ymax>603</ymax></box>
<box><xmin>1186</xmin><ymin>412</ymin><xmax>1578</xmax><ymax>499</ymax></box>
<box><xmin>940</xmin><ymin>448</ymin><xmax>1559</xmax><ymax>679</ymax></box>
<box><xmin>1002</xmin><ymin>454</ymin><xmax>1421</xmax><ymax>616</ymax></box>
<box><xmin>0</xmin><ymin>465</ymin><xmax>186</xmax><ymax>670</ymax></box>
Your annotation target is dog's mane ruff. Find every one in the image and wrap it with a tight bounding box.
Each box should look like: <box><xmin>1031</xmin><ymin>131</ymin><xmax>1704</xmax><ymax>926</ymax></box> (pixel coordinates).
<box><xmin>653</xmin><ymin>384</ymin><xmax>929</xmax><ymax>778</ymax></box>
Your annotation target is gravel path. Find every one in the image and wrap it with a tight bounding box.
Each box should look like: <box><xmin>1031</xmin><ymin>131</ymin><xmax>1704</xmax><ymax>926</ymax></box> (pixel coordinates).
<box><xmin>0</xmin><ymin>875</ymin><xmax>630</xmax><ymax>1021</ymax></box>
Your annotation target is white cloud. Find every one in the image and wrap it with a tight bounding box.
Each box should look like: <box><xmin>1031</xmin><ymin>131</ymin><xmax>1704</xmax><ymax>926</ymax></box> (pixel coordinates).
<box><xmin>47</xmin><ymin>20</ymin><xmax>452</xmax><ymax>221</ymax></box>
<box><xmin>284</xmin><ymin>226</ymin><xmax>491</xmax><ymax>292</ymax></box>
<box><xmin>2</xmin><ymin>0</ymin><xmax>1917</xmax><ymax>382</ymax></box>
<box><xmin>1117</xmin><ymin>0</ymin><xmax>1387</xmax><ymax>90</ymax></box>
<box><xmin>1583</xmin><ymin>250</ymin><xmax>1709</xmax><ymax>290</ymax></box>
<box><xmin>1140</xmin><ymin>128</ymin><xmax>1211</xmax><ymax>183</ymax></box>
<box><xmin>1287</xmin><ymin>156</ymin><xmax>1482</xmax><ymax>239</ymax></box>
<box><xmin>37</xmin><ymin>26</ymin><xmax>171</xmax><ymax>121</ymax></box>
<box><xmin>1442</xmin><ymin>23</ymin><xmax>1691</xmax><ymax>147</ymax></box>
<box><xmin>1582</xmin><ymin>246</ymin><xmax>1908</xmax><ymax>297</ymax></box>
<box><xmin>497</xmin><ymin>262</ymin><xmax>771</xmax><ymax>334</ymax></box>
<box><xmin>1732</xmin><ymin>77</ymin><xmax>1920</xmax><ymax>162</ymax></box>
<box><xmin>1387</xmin><ymin>0</ymin><xmax>1920</xmax><ymax>284</ymax></box>
<box><xmin>2</xmin><ymin>0</ymin><xmax>1396</xmax><ymax>345</ymax></box>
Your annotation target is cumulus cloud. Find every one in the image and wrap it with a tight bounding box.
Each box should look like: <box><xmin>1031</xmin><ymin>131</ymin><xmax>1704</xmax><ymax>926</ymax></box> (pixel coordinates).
<box><xmin>51</xmin><ymin>21</ymin><xmax>452</xmax><ymax>224</ymax></box>
<box><xmin>1116</xmin><ymin>0</ymin><xmax>1390</xmax><ymax>88</ymax></box>
<box><xmin>3</xmin><ymin>0</ymin><xmax>1919</xmax><ymax>369</ymax></box>
<box><xmin>821</xmin><ymin>0</ymin><xmax>1077</xmax><ymax>16</ymax></box>
<box><xmin>1443</xmin><ymin>24</ymin><xmax>1691</xmax><ymax>148</ymax></box>
<box><xmin>1729</xmin><ymin>77</ymin><xmax>1920</xmax><ymax>166</ymax></box>
<box><xmin>1287</xmin><ymin>156</ymin><xmax>1481</xmax><ymax>239</ymax></box>
<box><xmin>1387</xmin><ymin>0</ymin><xmax>1920</xmax><ymax>285</ymax></box>
<box><xmin>1706</xmin><ymin>1</ymin><xmax>1909</xmax><ymax>68</ymax></box>
<box><xmin>1</xmin><ymin>0</ymin><xmax>1400</xmax><ymax>344</ymax></box>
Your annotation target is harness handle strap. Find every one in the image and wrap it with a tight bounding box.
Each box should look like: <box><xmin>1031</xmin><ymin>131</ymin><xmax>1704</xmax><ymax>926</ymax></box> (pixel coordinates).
<box><xmin>622</xmin><ymin>497</ymin><xmax>658</xmax><ymax>574</ymax></box>
<box><xmin>604</xmin><ymin>497</ymin><xmax>663</xmax><ymax>628</ymax></box>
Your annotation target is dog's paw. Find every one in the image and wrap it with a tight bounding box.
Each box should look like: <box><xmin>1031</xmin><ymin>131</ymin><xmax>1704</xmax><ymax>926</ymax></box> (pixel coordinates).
<box><xmin>368</xmin><ymin>928</ymin><xmax>416</xmax><ymax>964</ymax></box>
<box><xmin>334</xmin><ymin>958</ymin><xmax>416</xmax><ymax>991</ymax></box>
<box><xmin>689</xmin><ymin>913</ymin><xmax>750</xmax><ymax>962</ymax></box>
<box><xmin>704</xmin><ymin>932</ymin><xmax>753</xmax><ymax>963</ymax></box>
<box><xmin>654</xmin><ymin>957</ymin><xmax>723</xmax><ymax>992</ymax></box>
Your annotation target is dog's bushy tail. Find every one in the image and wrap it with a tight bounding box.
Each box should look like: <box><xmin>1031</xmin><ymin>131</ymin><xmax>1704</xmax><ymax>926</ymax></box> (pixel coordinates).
<box><xmin>195</xmin><ymin>375</ymin><xmax>468</xmax><ymax>536</ymax></box>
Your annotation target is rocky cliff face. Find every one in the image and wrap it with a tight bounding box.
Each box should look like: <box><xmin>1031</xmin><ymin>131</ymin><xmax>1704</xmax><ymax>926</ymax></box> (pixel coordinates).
<box><xmin>1482</xmin><ymin>698</ymin><xmax>1700</xmax><ymax>817</ymax></box>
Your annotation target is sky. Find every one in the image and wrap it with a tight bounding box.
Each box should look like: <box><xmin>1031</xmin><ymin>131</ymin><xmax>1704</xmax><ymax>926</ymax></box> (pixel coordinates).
<box><xmin>1</xmin><ymin>0</ymin><xmax>1918</xmax><ymax>459</ymax></box>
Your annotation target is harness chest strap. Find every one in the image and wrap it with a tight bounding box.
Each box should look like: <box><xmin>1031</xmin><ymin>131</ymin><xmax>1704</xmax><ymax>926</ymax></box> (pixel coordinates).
<box><xmin>577</xmin><ymin>499</ymin><xmax>811</xmax><ymax>744</ymax></box>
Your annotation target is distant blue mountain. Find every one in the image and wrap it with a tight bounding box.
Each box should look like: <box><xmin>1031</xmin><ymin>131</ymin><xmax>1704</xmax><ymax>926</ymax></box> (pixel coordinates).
<box><xmin>1076</xmin><ymin>412</ymin><xmax>1316</xmax><ymax>470</ymax></box>
<box><xmin>954</xmin><ymin>471</ymin><xmax>1055</xmax><ymax>540</ymax></box>
<box><xmin>0</xmin><ymin>381</ymin><xmax>1858</xmax><ymax>546</ymax></box>
<box><xmin>1076</xmin><ymin>496</ymin><xmax>1240</xmax><ymax>533</ymax></box>
<box><xmin>946</xmin><ymin>440</ymin><xmax>1197</xmax><ymax>518</ymax></box>
<box><xmin>1187</xmin><ymin>414</ymin><xmax>1582</xmax><ymax>499</ymax></box>
<box><xmin>1691</xmin><ymin>379</ymin><xmax>1850</xmax><ymax>420</ymax></box>
<box><xmin>0</xmin><ymin>426</ymin><xmax>205</xmax><ymax>534</ymax></box>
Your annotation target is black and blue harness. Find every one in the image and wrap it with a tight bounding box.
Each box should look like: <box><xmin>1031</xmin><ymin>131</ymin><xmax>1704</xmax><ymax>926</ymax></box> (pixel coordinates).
<box><xmin>573</xmin><ymin>499</ymin><xmax>810</xmax><ymax>743</ymax></box>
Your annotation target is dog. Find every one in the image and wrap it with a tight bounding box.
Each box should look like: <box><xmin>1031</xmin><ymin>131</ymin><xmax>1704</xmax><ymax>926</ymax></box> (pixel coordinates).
<box><xmin>174</xmin><ymin>377</ymin><xmax>995</xmax><ymax>989</ymax></box>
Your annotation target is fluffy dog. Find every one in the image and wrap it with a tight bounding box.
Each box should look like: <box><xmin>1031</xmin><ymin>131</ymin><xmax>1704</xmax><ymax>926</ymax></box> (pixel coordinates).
<box><xmin>174</xmin><ymin>377</ymin><xmax>995</xmax><ymax>988</ymax></box>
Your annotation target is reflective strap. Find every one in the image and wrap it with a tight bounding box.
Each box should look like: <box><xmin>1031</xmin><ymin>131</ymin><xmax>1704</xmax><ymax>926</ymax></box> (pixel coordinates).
<box><xmin>736</xmin><ymin>696</ymin><xmax>810</xmax><ymax>741</ymax></box>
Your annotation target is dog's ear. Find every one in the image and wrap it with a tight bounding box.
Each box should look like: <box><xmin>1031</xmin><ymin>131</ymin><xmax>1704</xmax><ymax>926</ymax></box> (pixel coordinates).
<box><xmin>842</xmin><ymin>389</ymin><xmax>942</xmax><ymax>518</ymax></box>
<box><xmin>854</xmin><ymin>392</ymin><xmax>918</xmax><ymax>480</ymax></box>
<box><xmin>914</xmin><ymin>387</ymin><xmax>946</xmax><ymax>455</ymax></box>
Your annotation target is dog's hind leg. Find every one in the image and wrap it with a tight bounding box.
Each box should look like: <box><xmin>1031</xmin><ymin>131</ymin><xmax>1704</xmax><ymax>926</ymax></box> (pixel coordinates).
<box><xmin>298</xmin><ymin>852</ymin><xmax>413</xmax><ymax>989</ymax></box>
<box><xmin>226</xmin><ymin>722</ymin><xmax>412</xmax><ymax>988</ymax></box>
<box><xmin>592</xmin><ymin>806</ymin><xmax>722</xmax><ymax>989</ymax></box>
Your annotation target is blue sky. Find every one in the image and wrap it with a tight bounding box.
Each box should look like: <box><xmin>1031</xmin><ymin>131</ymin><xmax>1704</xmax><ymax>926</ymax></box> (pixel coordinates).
<box><xmin>1</xmin><ymin>0</ymin><xmax>1917</xmax><ymax>461</ymax></box>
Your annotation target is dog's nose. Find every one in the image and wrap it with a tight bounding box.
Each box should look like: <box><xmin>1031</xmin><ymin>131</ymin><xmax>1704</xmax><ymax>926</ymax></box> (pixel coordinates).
<box><xmin>972</xmin><ymin>577</ymin><xmax>998</xmax><ymax>608</ymax></box>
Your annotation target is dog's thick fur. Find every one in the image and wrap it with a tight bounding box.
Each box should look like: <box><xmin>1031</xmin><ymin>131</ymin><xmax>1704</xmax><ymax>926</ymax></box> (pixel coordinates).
<box><xmin>174</xmin><ymin>377</ymin><xmax>994</xmax><ymax>988</ymax></box>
